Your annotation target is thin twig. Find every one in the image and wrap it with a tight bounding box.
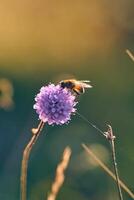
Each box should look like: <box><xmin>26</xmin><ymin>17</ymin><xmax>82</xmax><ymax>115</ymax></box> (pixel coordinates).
<box><xmin>47</xmin><ymin>147</ymin><xmax>72</xmax><ymax>200</ymax></box>
<box><xmin>20</xmin><ymin>120</ymin><xmax>45</xmax><ymax>200</ymax></box>
<box><xmin>105</xmin><ymin>125</ymin><xmax>123</xmax><ymax>200</ymax></box>
<box><xmin>82</xmin><ymin>143</ymin><xmax>134</xmax><ymax>199</ymax></box>
<box><xmin>126</xmin><ymin>49</ymin><xmax>134</xmax><ymax>62</ymax></box>
<box><xmin>77</xmin><ymin>112</ymin><xmax>133</xmax><ymax>198</ymax></box>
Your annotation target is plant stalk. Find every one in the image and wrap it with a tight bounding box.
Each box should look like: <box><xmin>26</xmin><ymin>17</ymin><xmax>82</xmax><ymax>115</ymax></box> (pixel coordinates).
<box><xmin>82</xmin><ymin>143</ymin><xmax>134</xmax><ymax>199</ymax></box>
<box><xmin>20</xmin><ymin>120</ymin><xmax>45</xmax><ymax>200</ymax></box>
<box><xmin>108</xmin><ymin>125</ymin><xmax>124</xmax><ymax>200</ymax></box>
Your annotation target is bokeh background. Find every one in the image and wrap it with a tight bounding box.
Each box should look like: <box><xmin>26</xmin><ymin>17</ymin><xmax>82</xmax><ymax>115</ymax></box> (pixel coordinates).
<box><xmin>0</xmin><ymin>0</ymin><xmax>134</xmax><ymax>199</ymax></box>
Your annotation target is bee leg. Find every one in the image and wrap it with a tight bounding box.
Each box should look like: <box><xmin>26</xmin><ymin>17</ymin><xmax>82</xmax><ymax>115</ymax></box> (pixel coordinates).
<box><xmin>73</xmin><ymin>89</ymin><xmax>80</xmax><ymax>95</ymax></box>
<box><xmin>82</xmin><ymin>87</ymin><xmax>85</xmax><ymax>93</ymax></box>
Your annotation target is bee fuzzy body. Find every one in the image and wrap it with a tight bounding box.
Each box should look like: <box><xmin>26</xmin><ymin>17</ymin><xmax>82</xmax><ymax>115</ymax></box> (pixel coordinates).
<box><xmin>60</xmin><ymin>79</ymin><xmax>92</xmax><ymax>95</ymax></box>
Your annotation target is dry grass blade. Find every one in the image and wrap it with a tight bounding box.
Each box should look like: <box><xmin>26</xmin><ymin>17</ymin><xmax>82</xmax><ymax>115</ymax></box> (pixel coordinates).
<box><xmin>126</xmin><ymin>49</ymin><xmax>134</xmax><ymax>62</ymax></box>
<box><xmin>47</xmin><ymin>147</ymin><xmax>72</xmax><ymax>200</ymax></box>
<box><xmin>82</xmin><ymin>143</ymin><xmax>134</xmax><ymax>199</ymax></box>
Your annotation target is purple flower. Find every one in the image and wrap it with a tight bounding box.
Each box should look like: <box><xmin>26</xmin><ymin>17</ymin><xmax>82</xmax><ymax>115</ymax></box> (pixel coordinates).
<box><xmin>33</xmin><ymin>84</ymin><xmax>77</xmax><ymax>125</ymax></box>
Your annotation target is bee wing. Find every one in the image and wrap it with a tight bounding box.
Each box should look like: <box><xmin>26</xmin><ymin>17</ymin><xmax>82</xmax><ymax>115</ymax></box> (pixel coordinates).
<box><xmin>77</xmin><ymin>80</ymin><xmax>92</xmax><ymax>88</ymax></box>
<box><xmin>79</xmin><ymin>80</ymin><xmax>91</xmax><ymax>83</ymax></box>
<box><xmin>80</xmin><ymin>82</ymin><xmax>92</xmax><ymax>88</ymax></box>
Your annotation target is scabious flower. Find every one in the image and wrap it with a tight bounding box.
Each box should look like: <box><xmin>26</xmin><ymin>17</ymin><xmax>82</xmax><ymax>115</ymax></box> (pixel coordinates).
<box><xmin>33</xmin><ymin>84</ymin><xmax>77</xmax><ymax>125</ymax></box>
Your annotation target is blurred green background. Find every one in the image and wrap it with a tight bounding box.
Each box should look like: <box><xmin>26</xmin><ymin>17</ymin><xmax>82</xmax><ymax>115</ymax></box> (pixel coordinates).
<box><xmin>0</xmin><ymin>0</ymin><xmax>134</xmax><ymax>199</ymax></box>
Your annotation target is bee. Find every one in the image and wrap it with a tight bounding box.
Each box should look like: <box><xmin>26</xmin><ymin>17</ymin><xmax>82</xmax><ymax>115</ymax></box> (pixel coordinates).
<box><xmin>60</xmin><ymin>79</ymin><xmax>92</xmax><ymax>95</ymax></box>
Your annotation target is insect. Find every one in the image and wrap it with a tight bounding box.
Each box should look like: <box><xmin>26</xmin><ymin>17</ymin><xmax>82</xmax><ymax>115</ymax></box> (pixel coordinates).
<box><xmin>60</xmin><ymin>79</ymin><xmax>92</xmax><ymax>95</ymax></box>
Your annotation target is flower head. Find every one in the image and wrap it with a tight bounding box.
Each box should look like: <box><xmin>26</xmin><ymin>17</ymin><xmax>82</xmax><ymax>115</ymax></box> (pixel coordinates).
<box><xmin>33</xmin><ymin>84</ymin><xmax>77</xmax><ymax>125</ymax></box>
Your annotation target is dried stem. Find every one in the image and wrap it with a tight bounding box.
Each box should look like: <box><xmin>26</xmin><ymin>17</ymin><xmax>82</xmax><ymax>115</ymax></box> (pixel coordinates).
<box><xmin>105</xmin><ymin>125</ymin><xmax>123</xmax><ymax>200</ymax></box>
<box><xmin>20</xmin><ymin>120</ymin><xmax>45</xmax><ymax>200</ymax></box>
<box><xmin>82</xmin><ymin>143</ymin><xmax>134</xmax><ymax>199</ymax></box>
<box><xmin>77</xmin><ymin>112</ymin><xmax>133</xmax><ymax>198</ymax></box>
<box><xmin>47</xmin><ymin>147</ymin><xmax>72</xmax><ymax>200</ymax></box>
<box><xmin>126</xmin><ymin>49</ymin><xmax>134</xmax><ymax>62</ymax></box>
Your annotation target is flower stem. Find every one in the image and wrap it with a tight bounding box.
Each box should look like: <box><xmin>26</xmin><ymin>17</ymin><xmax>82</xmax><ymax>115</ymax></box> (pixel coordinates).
<box><xmin>107</xmin><ymin>125</ymin><xmax>124</xmax><ymax>200</ymax></box>
<box><xmin>20</xmin><ymin>120</ymin><xmax>45</xmax><ymax>200</ymax></box>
